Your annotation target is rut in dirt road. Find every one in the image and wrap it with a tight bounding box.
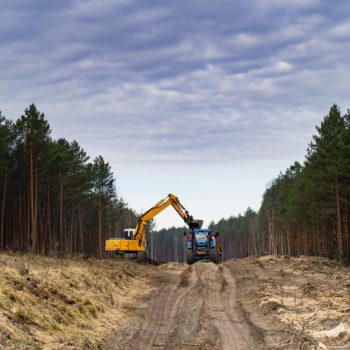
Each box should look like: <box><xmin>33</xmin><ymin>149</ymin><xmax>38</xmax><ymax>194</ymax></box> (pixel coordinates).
<box><xmin>109</xmin><ymin>262</ymin><xmax>261</xmax><ymax>350</ymax></box>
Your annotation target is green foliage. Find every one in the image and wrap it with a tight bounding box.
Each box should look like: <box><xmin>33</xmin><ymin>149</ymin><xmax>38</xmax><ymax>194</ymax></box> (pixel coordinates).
<box><xmin>15</xmin><ymin>104</ymin><xmax>51</xmax><ymax>146</ymax></box>
<box><xmin>0</xmin><ymin>104</ymin><xmax>134</xmax><ymax>257</ymax></box>
<box><xmin>92</xmin><ymin>155</ymin><xmax>115</xmax><ymax>200</ymax></box>
<box><xmin>257</xmin><ymin>105</ymin><xmax>350</xmax><ymax>260</ymax></box>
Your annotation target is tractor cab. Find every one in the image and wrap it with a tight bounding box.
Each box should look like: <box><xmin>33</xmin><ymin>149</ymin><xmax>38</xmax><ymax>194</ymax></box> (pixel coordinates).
<box><xmin>194</xmin><ymin>230</ymin><xmax>209</xmax><ymax>248</ymax></box>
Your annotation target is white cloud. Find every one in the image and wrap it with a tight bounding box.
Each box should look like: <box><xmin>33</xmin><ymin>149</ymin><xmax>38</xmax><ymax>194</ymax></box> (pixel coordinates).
<box><xmin>329</xmin><ymin>22</ymin><xmax>350</xmax><ymax>38</ymax></box>
<box><xmin>233</xmin><ymin>33</ymin><xmax>259</xmax><ymax>47</ymax></box>
<box><xmin>259</xmin><ymin>0</ymin><xmax>320</xmax><ymax>9</ymax></box>
<box><xmin>0</xmin><ymin>0</ymin><xmax>348</xmax><ymax>173</ymax></box>
<box><xmin>274</xmin><ymin>61</ymin><xmax>293</xmax><ymax>72</ymax></box>
<box><xmin>71</xmin><ymin>0</ymin><xmax>132</xmax><ymax>16</ymax></box>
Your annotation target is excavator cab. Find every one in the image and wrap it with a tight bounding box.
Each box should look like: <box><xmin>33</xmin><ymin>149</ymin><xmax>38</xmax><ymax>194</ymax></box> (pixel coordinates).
<box><xmin>123</xmin><ymin>228</ymin><xmax>136</xmax><ymax>240</ymax></box>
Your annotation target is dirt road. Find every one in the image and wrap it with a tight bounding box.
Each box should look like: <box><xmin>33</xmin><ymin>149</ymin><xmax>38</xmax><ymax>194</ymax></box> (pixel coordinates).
<box><xmin>106</xmin><ymin>262</ymin><xmax>263</xmax><ymax>350</ymax></box>
<box><xmin>105</xmin><ymin>256</ymin><xmax>350</xmax><ymax>350</ymax></box>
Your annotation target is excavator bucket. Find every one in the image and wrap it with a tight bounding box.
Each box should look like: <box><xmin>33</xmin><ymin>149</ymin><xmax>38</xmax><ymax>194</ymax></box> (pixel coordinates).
<box><xmin>189</xmin><ymin>219</ymin><xmax>203</xmax><ymax>229</ymax></box>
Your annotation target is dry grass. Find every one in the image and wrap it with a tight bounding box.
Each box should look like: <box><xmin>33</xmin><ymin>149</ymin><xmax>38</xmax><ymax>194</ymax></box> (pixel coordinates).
<box><xmin>0</xmin><ymin>253</ymin><xmax>152</xmax><ymax>349</ymax></box>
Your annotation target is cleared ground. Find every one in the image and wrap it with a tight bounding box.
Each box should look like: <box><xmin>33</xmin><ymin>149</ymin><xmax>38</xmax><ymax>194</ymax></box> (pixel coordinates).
<box><xmin>106</xmin><ymin>262</ymin><xmax>259</xmax><ymax>350</ymax></box>
<box><xmin>105</xmin><ymin>257</ymin><xmax>350</xmax><ymax>350</ymax></box>
<box><xmin>229</xmin><ymin>255</ymin><xmax>350</xmax><ymax>349</ymax></box>
<box><xmin>1</xmin><ymin>254</ymin><xmax>349</xmax><ymax>349</ymax></box>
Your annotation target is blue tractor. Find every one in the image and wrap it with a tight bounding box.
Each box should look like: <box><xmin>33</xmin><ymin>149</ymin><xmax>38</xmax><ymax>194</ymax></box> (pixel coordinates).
<box><xmin>185</xmin><ymin>229</ymin><xmax>222</xmax><ymax>264</ymax></box>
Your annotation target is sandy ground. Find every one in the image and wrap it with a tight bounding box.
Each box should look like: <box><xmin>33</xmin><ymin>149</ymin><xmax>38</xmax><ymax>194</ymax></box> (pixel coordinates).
<box><xmin>105</xmin><ymin>262</ymin><xmax>260</xmax><ymax>350</ymax></box>
<box><xmin>1</xmin><ymin>254</ymin><xmax>350</xmax><ymax>349</ymax></box>
<box><xmin>104</xmin><ymin>257</ymin><xmax>350</xmax><ymax>350</ymax></box>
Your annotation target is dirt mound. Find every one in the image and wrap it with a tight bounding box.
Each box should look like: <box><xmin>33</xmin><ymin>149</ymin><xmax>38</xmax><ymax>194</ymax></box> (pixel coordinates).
<box><xmin>0</xmin><ymin>253</ymin><xmax>152</xmax><ymax>349</ymax></box>
<box><xmin>225</xmin><ymin>255</ymin><xmax>350</xmax><ymax>349</ymax></box>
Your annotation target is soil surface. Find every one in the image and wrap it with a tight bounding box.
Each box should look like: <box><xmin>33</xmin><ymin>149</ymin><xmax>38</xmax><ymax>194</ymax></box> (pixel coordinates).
<box><xmin>2</xmin><ymin>254</ymin><xmax>349</xmax><ymax>349</ymax></box>
<box><xmin>104</xmin><ymin>257</ymin><xmax>350</xmax><ymax>350</ymax></box>
<box><xmin>105</xmin><ymin>262</ymin><xmax>286</xmax><ymax>350</ymax></box>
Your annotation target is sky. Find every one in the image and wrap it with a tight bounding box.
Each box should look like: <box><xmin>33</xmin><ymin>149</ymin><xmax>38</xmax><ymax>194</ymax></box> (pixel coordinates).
<box><xmin>1</xmin><ymin>0</ymin><xmax>350</xmax><ymax>229</ymax></box>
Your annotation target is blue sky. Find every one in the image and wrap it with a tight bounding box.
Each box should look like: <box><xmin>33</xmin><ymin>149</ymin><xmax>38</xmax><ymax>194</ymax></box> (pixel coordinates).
<box><xmin>1</xmin><ymin>0</ymin><xmax>349</xmax><ymax>228</ymax></box>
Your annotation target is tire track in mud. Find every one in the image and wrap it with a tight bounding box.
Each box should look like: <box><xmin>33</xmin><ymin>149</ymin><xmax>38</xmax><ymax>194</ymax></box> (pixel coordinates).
<box><xmin>146</xmin><ymin>268</ymin><xmax>200</xmax><ymax>349</ymax></box>
<box><xmin>130</xmin><ymin>265</ymin><xmax>203</xmax><ymax>350</ymax></box>
<box><xmin>107</xmin><ymin>263</ymin><xmax>260</xmax><ymax>350</ymax></box>
<box><xmin>199</xmin><ymin>264</ymin><xmax>258</xmax><ymax>350</ymax></box>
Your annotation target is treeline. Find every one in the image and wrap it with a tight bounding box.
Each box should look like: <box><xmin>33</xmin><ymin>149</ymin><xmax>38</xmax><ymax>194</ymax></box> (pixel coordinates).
<box><xmin>0</xmin><ymin>104</ymin><xmax>137</xmax><ymax>257</ymax></box>
<box><xmin>147</xmin><ymin>227</ymin><xmax>186</xmax><ymax>262</ymax></box>
<box><xmin>213</xmin><ymin>104</ymin><xmax>350</xmax><ymax>261</ymax></box>
<box><xmin>209</xmin><ymin>209</ymin><xmax>258</xmax><ymax>260</ymax></box>
<box><xmin>3</xmin><ymin>103</ymin><xmax>348</xmax><ymax>262</ymax></box>
<box><xmin>256</xmin><ymin>104</ymin><xmax>350</xmax><ymax>261</ymax></box>
<box><xmin>149</xmin><ymin>212</ymin><xmax>258</xmax><ymax>263</ymax></box>
<box><xmin>152</xmin><ymin>105</ymin><xmax>350</xmax><ymax>262</ymax></box>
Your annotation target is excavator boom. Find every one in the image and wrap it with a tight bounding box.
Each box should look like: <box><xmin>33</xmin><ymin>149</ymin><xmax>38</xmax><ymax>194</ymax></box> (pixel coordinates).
<box><xmin>168</xmin><ymin>194</ymin><xmax>203</xmax><ymax>229</ymax></box>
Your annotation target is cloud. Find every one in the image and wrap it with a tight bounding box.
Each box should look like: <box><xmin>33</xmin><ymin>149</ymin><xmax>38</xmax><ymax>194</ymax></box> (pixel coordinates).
<box><xmin>259</xmin><ymin>0</ymin><xmax>320</xmax><ymax>9</ymax></box>
<box><xmin>329</xmin><ymin>22</ymin><xmax>350</xmax><ymax>39</ymax></box>
<box><xmin>0</xmin><ymin>0</ymin><xmax>349</xmax><ymax>172</ymax></box>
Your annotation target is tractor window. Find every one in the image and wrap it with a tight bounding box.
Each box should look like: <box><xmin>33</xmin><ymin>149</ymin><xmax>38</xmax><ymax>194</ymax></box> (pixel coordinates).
<box><xmin>195</xmin><ymin>233</ymin><xmax>207</xmax><ymax>241</ymax></box>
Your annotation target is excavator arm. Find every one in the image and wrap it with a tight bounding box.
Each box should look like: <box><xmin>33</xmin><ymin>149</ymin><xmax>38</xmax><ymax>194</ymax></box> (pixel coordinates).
<box><xmin>134</xmin><ymin>194</ymin><xmax>203</xmax><ymax>249</ymax></box>
<box><xmin>167</xmin><ymin>194</ymin><xmax>203</xmax><ymax>230</ymax></box>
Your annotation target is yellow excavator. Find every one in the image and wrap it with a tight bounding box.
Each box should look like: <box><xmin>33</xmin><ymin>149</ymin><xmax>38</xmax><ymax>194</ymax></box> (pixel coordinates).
<box><xmin>105</xmin><ymin>193</ymin><xmax>203</xmax><ymax>259</ymax></box>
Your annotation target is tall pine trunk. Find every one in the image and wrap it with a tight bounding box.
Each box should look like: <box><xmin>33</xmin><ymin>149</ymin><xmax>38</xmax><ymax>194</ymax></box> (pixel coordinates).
<box><xmin>345</xmin><ymin>199</ymin><xmax>349</xmax><ymax>260</ymax></box>
<box><xmin>335</xmin><ymin>179</ymin><xmax>343</xmax><ymax>260</ymax></box>
<box><xmin>30</xmin><ymin>142</ymin><xmax>36</xmax><ymax>251</ymax></box>
<box><xmin>79</xmin><ymin>207</ymin><xmax>84</xmax><ymax>254</ymax></box>
<box><xmin>47</xmin><ymin>181</ymin><xmax>52</xmax><ymax>253</ymax></box>
<box><xmin>1</xmin><ymin>174</ymin><xmax>7</xmax><ymax>250</ymax></box>
<box><xmin>59</xmin><ymin>174</ymin><xmax>63</xmax><ymax>255</ymax></box>
<box><xmin>98</xmin><ymin>193</ymin><xmax>102</xmax><ymax>259</ymax></box>
<box><xmin>34</xmin><ymin>165</ymin><xmax>38</xmax><ymax>252</ymax></box>
<box><xmin>19</xmin><ymin>186</ymin><xmax>23</xmax><ymax>250</ymax></box>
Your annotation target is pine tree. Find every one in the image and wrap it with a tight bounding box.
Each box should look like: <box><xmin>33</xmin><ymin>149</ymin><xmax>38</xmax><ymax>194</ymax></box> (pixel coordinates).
<box><xmin>307</xmin><ymin>105</ymin><xmax>346</xmax><ymax>259</ymax></box>
<box><xmin>93</xmin><ymin>156</ymin><xmax>115</xmax><ymax>259</ymax></box>
<box><xmin>15</xmin><ymin>105</ymin><xmax>51</xmax><ymax>252</ymax></box>
<box><xmin>0</xmin><ymin>112</ymin><xmax>14</xmax><ymax>250</ymax></box>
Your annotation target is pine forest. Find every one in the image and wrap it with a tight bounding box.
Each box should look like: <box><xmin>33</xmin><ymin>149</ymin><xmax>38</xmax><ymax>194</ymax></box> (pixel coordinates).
<box><xmin>0</xmin><ymin>104</ymin><xmax>137</xmax><ymax>258</ymax></box>
<box><xmin>1</xmin><ymin>104</ymin><xmax>350</xmax><ymax>262</ymax></box>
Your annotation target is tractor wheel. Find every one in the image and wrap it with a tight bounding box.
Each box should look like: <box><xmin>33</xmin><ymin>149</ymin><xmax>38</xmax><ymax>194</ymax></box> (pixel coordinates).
<box><xmin>186</xmin><ymin>250</ymin><xmax>194</xmax><ymax>265</ymax></box>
